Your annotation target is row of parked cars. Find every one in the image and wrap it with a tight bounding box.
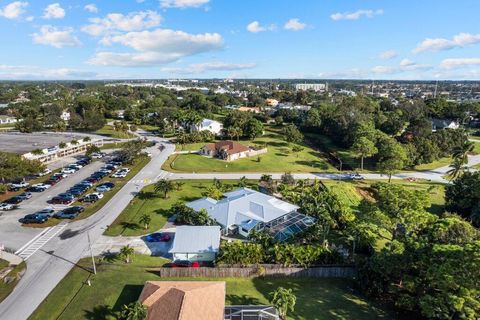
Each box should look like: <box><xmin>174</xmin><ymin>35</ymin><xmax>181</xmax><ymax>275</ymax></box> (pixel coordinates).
<box><xmin>20</xmin><ymin>206</ymin><xmax>86</xmax><ymax>224</ymax></box>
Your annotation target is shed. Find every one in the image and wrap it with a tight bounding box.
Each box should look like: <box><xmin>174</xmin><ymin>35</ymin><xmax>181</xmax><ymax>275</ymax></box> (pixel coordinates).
<box><xmin>169</xmin><ymin>226</ymin><xmax>221</xmax><ymax>262</ymax></box>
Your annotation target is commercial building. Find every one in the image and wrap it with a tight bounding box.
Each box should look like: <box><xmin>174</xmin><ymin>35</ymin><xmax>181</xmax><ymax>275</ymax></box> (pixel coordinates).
<box><xmin>295</xmin><ymin>83</ymin><xmax>328</xmax><ymax>92</ymax></box>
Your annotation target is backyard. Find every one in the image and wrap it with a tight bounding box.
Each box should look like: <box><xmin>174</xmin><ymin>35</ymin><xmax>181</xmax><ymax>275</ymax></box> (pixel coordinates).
<box><xmin>163</xmin><ymin>130</ymin><xmax>336</xmax><ymax>173</ymax></box>
<box><xmin>104</xmin><ymin>179</ymin><xmax>258</xmax><ymax>237</ymax></box>
<box><xmin>30</xmin><ymin>255</ymin><xmax>396</xmax><ymax>320</ymax></box>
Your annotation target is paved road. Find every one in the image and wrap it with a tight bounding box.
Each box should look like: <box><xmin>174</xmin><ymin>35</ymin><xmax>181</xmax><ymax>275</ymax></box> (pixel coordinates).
<box><xmin>0</xmin><ymin>132</ymin><xmax>175</xmax><ymax>320</ymax></box>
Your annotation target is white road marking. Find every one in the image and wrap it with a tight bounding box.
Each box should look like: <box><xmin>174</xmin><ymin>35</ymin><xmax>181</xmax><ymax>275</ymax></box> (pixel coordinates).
<box><xmin>16</xmin><ymin>222</ymin><xmax>69</xmax><ymax>261</ymax></box>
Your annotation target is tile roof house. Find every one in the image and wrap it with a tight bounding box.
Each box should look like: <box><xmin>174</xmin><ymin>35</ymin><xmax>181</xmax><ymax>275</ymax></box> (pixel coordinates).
<box><xmin>186</xmin><ymin>188</ymin><xmax>314</xmax><ymax>239</ymax></box>
<box><xmin>200</xmin><ymin>141</ymin><xmax>252</xmax><ymax>161</ymax></box>
<box><xmin>139</xmin><ymin>281</ymin><xmax>226</xmax><ymax>320</ymax></box>
<box><xmin>169</xmin><ymin>226</ymin><xmax>221</xmax><ymax>262</ymax></box>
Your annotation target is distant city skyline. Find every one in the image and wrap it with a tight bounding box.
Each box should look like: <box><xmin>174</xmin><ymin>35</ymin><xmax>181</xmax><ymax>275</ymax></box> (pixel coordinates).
<box><xmin>0</xmin><ymin>0</ymin><xmax>479</xmax><ymax>80</ymax></box>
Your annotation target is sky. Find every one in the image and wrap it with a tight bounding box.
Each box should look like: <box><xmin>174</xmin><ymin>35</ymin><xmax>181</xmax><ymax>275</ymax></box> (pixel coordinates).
<box><xmin>0</xmin><ymin>0</ymin><xmax>479</xmax><ymax>80</ymax></box>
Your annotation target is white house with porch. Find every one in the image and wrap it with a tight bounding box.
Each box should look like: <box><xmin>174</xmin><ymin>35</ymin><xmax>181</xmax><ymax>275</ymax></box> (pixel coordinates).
<box><xmin>190</xmin><ymin>118</ymin><xmax>223</xmax><ymax>135</ymax></box>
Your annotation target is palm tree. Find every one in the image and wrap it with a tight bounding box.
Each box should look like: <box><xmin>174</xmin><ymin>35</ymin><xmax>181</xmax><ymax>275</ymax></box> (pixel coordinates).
<box><xmin>447</xmin><ymin>157</ymin><xmax>465</xmax><ymax>180</ymax></box>
<box><xmin>174</xmin><ymin>181</ymin><xmax>185</xmax><ymax>191</ymax></box>
<box><xmin>138</xmin><ymin>214</ymin><xmax>151</xmax><ymax>230</ymax></box>
<box><xmin>119</xmin><ymin>245</ymin><xmax>135</xmax><ymax>263</ymax></box>
<box><xmin>154</xmin><ymin>179</ymin><xmax>175</xmax><ymax>199</ymax></box>
<box><xmin>270</xmin><ymin>287</ymin><xmax>296</xmax><ymax>320</ymax></box>
<box><xmin>228</xmin><ymin>127</ymin><xmax>243</xmax><ymax>141</ymax></box>
<box><xmin>453</xmin><ymin>140</ymin><xmax>475</xmax><ymax>166</ymax></box>
<box><xmin>238</xmin><ymin>176</ymin><xmax>248</xmax><ymax>187</ymax></box>
<box><xmin>120</xmin><ymin>301</ymin><xmax>147</xmax><ymax>320</ymax></box>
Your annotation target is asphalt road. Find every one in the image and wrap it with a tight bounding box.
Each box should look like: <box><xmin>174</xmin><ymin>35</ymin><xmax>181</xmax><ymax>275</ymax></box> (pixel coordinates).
<box><xmin>0</xmin><ymin>132</ymin><xmax>175</xmax><ymax>320</ymax></box>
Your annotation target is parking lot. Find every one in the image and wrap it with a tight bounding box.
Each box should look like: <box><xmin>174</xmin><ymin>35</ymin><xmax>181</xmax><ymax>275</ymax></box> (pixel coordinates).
<box><xmin>0</xmin><ymin>159</ymin><xmax>105</xmax><ymax>251</ymax></box>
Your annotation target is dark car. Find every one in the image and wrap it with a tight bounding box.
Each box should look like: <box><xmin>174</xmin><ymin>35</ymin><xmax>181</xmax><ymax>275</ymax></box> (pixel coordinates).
<box><xmin>4</xmin><ymin>196</ymin><xmax>24</xmax><ymax>204</ymax></box>
<box><xmin>171</xmin><ymin>260</ymin><xmax>200</xmax><ymax>268</ymax></box>
<box><xmin>54</xmin><ymin>206</ymin><xmax>84</xmax><ymax>219</ymax></box>
<box><xmin>20</xmin><ymin>213</ymin><xmax>49</xmax><ymax>224</ymax></box>
<box><xmin>49</xmin><ymin>197</ymin><xmax>72</xmax><ymax>205</ymax></box>
<box><xmin>68</xmin><ymin>188</ymin><xmax>85</xmax><ymax>196</ymax></box>
<box><xmin>145</xmin><ymin>233</ymin><xmax>171</xmax><ymax>242</ymax></box>
<box><xmin>26</xmin><ymin>186</ymin><xmax>46</xmax><ymax>192</ymax></box>
<box><xmin>80</xmin><ymin>194</ymin><xmax>102</xmax><ymax>203</ymax></box>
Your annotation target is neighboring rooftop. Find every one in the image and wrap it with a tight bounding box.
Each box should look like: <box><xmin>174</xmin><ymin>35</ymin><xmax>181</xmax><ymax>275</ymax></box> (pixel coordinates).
<box><xmin>0</xmin><ymin>132</ymin><xmax>93</xmax><ymax>154</ymax></box>
<box><xmin>139</xmin><ymin>281</ymin><xmax>225</xmax><ymax>320</ymax></box>
<box><xmin>203</xmin><ymin>141</ymin><xmax>250</xmax><ymax>155</ymax></box>
<box><xmin>169</xmin><ymin>226</ymin><xmax>221</xmax><ymax>254</ymax></box>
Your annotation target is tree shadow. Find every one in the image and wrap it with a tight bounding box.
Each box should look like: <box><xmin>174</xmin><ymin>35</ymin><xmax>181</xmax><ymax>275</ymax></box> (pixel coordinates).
<box><xmin>137</xmin><ymin>191</ymin><xmax>158</xmax><ymax>200</ymax></box>
<box><xmin>121</xmin><ymin>222</ymin><xmax>140</xmax><ymax>230</ymax></box>
<box><xmin>112</xmin><ymin>284</ymin><xmax>145</xmax><ymax>313</ymax></box>
<box><xmin>226</xmin><ymin>294</ymin><xmax>262</xmax><ymax>306</ymax></box>
<box><xmin>153</xmin><ymin>208</ymin><xmax>172</xmax><ymax>219</ymax></box>
<box><xmin>83</xmin><ymin>305</ymin><xmax>116</xmax><ymax>320</ymax></box>
<box><xmin>99</xmin><ymin>251</ymin><xmax>119</xmax><ymax>263</ymax></box>
<box><xmin>274</xmin><ymin>153</ymin><xmax>289</xmax><ymax>157</ymax></box>
<box><xmin>295</xmin><ymin>160</ymin><xmax>330</xmax><ymax>170</ymax></box>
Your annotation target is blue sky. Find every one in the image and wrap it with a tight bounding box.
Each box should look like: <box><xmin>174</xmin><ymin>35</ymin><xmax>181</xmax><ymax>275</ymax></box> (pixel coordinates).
<box><xmin>0</xmin><ymin>0</ymin><xmax>479</xmax><ymax>80</ymax></box>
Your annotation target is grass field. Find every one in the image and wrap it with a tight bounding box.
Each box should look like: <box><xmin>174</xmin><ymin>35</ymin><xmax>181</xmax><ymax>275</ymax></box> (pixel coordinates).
<box><xmin>23</xmin><ymin>157</ymin><xmax>151</xmax><ymax>228</ymax></box>
<box><xmin>164</xmin><ymin>130</ymin><xmax>336</xmax><ymax>173</ymax></box>
<box><xmin>0</xmin><ymin>261</ymin><xmax>26</xmax><ymax>303</ymax></box>
<box><xmin>30</xmin><ymin>255</ymin><xmax>395</xmax><ymax>320</ymax></box>
<box><xmin>104</xmin><ymin>179</ymin><xmax>257</xmax><ymax>237</ymax></box>
<box><xmin>94</xmin><ymin>124</ymin><xmax>135</xmax><ymax>139</ymax></box>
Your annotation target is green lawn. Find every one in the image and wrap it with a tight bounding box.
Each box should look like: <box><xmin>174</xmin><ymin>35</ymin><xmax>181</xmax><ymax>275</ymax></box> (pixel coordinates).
<box><xmin>30</xmin><ymin>255</ymin><xmax>395</xmax><ymax>320</ymax></box>
<box><xmin>413</xmin><ymin>157</ymin><xmax>452</xmax><ymax>171</ymax></box>
<box><xmin>24</xmin><ymin>157</ymin><xmax>151</xmax><ymax>228</ymax></box>
<box><xmin>94</xmin><ymin>124</ymin><xmax>136</xmax><ymax>139</ymax></box>
<box><xmin>0</xmin><ymin>261</ymin><xmax>26</xmax><ymax>303</ymax></box>
<box><xmin>104</xmin><ymin>179</ymin><xmax>257</xmax><ymax>237</ymax></box>
<box><xmin>164</xmin><ymin>130</ymin><xmax>336</xmax><ymax>173</ymax></box>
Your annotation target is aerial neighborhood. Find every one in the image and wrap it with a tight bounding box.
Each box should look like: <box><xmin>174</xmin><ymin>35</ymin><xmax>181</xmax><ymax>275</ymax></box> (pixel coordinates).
<box><xmin>0</xmin><ymin>1</ymin><xmax>479</xmax><ymax>320</ymax></box>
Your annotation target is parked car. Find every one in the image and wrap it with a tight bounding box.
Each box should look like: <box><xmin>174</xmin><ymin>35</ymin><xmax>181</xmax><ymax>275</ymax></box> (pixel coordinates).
<box><xmin>32</xmin><ymin>183</ymin><xmax>51</xmax><ymax>189</ymax></box>
<box><xmin>70</xmin><ymin>163</ymin><xmax>83</xmax><ymax>169</ymax></box>
<box><xmin>346</xmin><ymin>173</ymin><xmax>364</xmax><ymax>180</ymax></box>
<box><xmin>118</xmin><ymin>168</ymin><xmax>131</xmax><ymax>173</ymax></box>
<box><xmin>91</xmin><ymin>153</ymin><xmax>104</xmax><ymax>159</ymax></box>
<box><xmin>62</xmin><ymin>168</ymin><xmax>76</xmax><ymax>174</ymax></box>
<box><xmin>18</xmin><ymin>192</ymin><xmax>32</xmax><ymax>200</ymax></box>
<box><xmin>80</xmin><ymin>193</ymin><xmax>104</xmax><ymax>203</ymax></box>
<box><xmin>20</xmin><ymin>214</ymin><xmax>49</xmax><ymax>224</ymax></box>
<box><xmin>0</xmin><ymin>203</ymin><xmax>16</xmax><ymax>211</ymax></box>
<box><xmin>4</xmin><ymin>196</ymin><xmax>24</xmax><ymax>204</ymax></box>
<box><xmin>171</xmin><ymin>260</ymin><xmax>200</xmax><ymax>268</ymax></box>
<box><xmin>54</xmin><ymin>206</ymin><xmax>84</xmax><ymax>219</ymax></box>
<box><xmin>96</xmin><ymin>182</ymin><xmax>115</xmax><ymax>192</ymax></box>
<box><xmin>8</xmin><ymin>181</ymin><xmax>29</xmax><ymax>189</ymax></box>
<box><xmin>53</xmin><ymin>172</ymin><xmax>68</xmax><ymax>178</ymax></box>
<box><xmin>79</xmin><ymin>180</ymin><xmax>94</xmax><ymax>187</ymax></box>
<box><xmin>111</xmin><ymin>172</ymin><xmax>127</xmax><ymax>178</ymax></box>
<box><xmin>68</xmin><ymin>188</ymin><xmax>85</xmax><ymax>197</ymax></box>
<box><xmin>26</xmin><ymin>186</ymin><xmax>46</xmax><ymax>193</ymax></box>
<box><xmin>36</xmin><ymin>168</ymin><xmax>52</xmax><ymax>177</ymax></box>
<box><xmin>145</xmin><ymin>233</ymin><xmax>171</xmax><ymax>242</ymax></box>
<box><xmin>49</xmin><ymin>196</ymin><xmax>72</xmax><ymax>205</ymax></box>
<box><xmin>35</xmin><ymin>208</ymin><xmax>55</xmax><ymax>217</ymax></box>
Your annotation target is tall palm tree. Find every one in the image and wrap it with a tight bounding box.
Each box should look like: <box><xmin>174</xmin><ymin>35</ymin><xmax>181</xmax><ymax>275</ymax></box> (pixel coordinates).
<box><xmin>119</xmin><ymin>245</ymin><xmax>135</xmax><ymax>264</ymax></box>
<box><xmin>453</xmin><ymin>140</ymin><xmax>475</xmax><ymax>166</ymax></box>
<box><xmin>120</xmin><ymin>301</ymin><xmax>147</xmax><ymax>320</ymax></box>
<box><xmin>138</xmin><ymin>214</ymin><xmax>151</xmax><ymax>230</ymax></box>
<box><xmin>270</xmin><ymin>287</ymin><xmax>297</xmax><ymax>320</ymax></box>
<box><xmin>447</xmin><ymin>157</ymin><xmax>465</xmax><ymax>180</ymax></box>
<box><xmin>238</xmin><ymin>176</ymin><xmax>248</xmax><ymax>188</ymax></box>
<box><xmin>154</xmin><ymin>179</ymin><xmax>175</xmax><ymax>199</ymax></box>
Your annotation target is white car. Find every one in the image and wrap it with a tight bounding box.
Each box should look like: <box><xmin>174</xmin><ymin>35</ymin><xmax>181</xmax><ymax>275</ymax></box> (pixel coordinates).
<box><xmin>62</xmin><ymin>168</ymin><xmax>76</xmax><ymax>174</ymax></box>
<box><xmin>36</xmin><ymin>169</ymin><xmax>52</xmax><ymax>177</ymax></box>
<box><xmin>32</xmin><ymin>183</ymin><xmax>51</xmax><ymax>189</ymax></box>
<box><xmin>119</xmin><ymin>168</ymin><xmax>131</xmax><ymax>173</ymax></box>
<box><xmin>9</xmin><ymin>181</ymin><xmax>29</xmax><ymax>189</ymax></box>
<box><xmin>111</xmin><ymin>172</ymin><xmax>127</xmax><ymax>178</ymax></box>
<box><xmin>91</xmin><ymin>153</ymin><xmax>104</xmax><ymax>159</ymax></box>
<box><xmin>69</xmin><ymin>164</ymin><xmax>82</xmax><ymax>170</ymax></box>
<box><xmin>0</xmin><ymin>203</ymin><xmax>15</xmax><ymax>211</ymax></box>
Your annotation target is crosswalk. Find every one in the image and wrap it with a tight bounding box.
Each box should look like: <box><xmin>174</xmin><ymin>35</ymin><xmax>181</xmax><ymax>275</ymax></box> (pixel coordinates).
<box><xmin>15</xmin><ymin>222</ymin><xmax>69</xmax><ymax>261</ymax></box>
<box><xmin>129</xmin><ymin>171</ymin><xmax>174</xmax><ymax>185</ymax></box>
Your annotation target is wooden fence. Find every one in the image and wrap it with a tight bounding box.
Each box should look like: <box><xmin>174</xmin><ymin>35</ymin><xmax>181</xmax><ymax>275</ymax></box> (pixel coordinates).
<box><xmin>158</xmin><ymin>265</ymin><xmax>357</xmax><ymax>278</ymax></box>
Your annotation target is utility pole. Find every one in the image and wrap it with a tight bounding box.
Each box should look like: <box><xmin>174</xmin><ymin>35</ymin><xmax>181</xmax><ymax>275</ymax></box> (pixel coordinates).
<box><xmin>87</xmin><ymin>232</ymin><xmax>96</xmax><ymax>275</ymax></box>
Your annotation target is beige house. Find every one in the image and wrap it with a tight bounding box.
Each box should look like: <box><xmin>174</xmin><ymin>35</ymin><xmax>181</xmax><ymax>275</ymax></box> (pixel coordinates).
<box><xmin>200</xmin><ymin>140</ymin><xmax>266</xmax><ymax>161</ymax></box>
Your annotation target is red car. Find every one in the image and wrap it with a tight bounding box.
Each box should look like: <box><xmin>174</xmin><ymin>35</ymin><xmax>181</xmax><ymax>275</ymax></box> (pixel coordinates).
<box><xmin>171</xmin><ymin>260</ymin><xmax>200</xmax><ymax>268</ymax></box>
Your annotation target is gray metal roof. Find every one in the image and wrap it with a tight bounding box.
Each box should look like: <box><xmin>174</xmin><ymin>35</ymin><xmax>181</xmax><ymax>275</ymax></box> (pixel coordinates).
<box><xmin>169</xmin><ymin>226</ymin><xmax>221</xmax><ymax>254</ymax></box>
<box><xmin>186</xmin><ymin>188</ymin><xmax>299</xmax><ymax>228</ymax></box>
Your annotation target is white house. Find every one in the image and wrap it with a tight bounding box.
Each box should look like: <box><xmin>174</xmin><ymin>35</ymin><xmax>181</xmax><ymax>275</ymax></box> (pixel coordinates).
<box><xmin>187</xmin><ymin>188</ymin><xmax>314</xmax><ymax>240</ymax></box>
<box><xmin>190</xmin><ymin>118</ymin><xmax>223</xmax><ymax>135</ymax></box>
<box><xmin>431</xmin><ymin>118</ymin><xmax>460</xmax><ymax>131</ymax></box>
<box><xmin>0</xmin><ymin>115</ymin><xmax>17</xmax><ymax>124</ymax></box>
<box><xmin>169</xmin><ymin>226</ymin><xmax>221</xmax><ymax>262</ymax></box>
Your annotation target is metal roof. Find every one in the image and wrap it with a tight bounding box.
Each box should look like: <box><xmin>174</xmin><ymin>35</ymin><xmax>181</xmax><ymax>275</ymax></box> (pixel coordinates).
<box><xmin>169</xmin><ymin>226</ymin><xmax>221</xmax><ymax>254</ymax></box>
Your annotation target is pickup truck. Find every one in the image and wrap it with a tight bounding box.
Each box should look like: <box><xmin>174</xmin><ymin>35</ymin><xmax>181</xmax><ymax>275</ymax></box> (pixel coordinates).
<box><xmin>8</xmin><ymin>181</ymin><xmax>29</xmax><ymax>190</ymax></box>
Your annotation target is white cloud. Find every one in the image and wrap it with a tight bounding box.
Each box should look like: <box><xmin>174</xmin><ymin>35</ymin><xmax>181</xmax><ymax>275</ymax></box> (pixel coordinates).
<box><xmin>84</xmin><ymin>4</ymin><xmax>98</xmax><ymax>13</ymax></box>
<box><xmin>284</xmin><ymin>18</ymin><xmax>306</xmax><ymax>31</ymax></box>
<box><xmin>0</xmin><ymin>64</ymin><xmax>97</xmax><ymax>79</ymax></box>
<box><xmin>379</xmin><ymin>50</ymin><xmax>397</xmax><ymax>60</ymax></box>
<box><xmin>0</xmin><ymin>1</ymin><xmax>28</xmax><ymax>19</ymax></box>
<box><xmin>330</xmin><ymin>9</ymin><xmax>383</xmax><ymax>21</ymax></box>
<box><xmin>32</xmin><ymin>25</ymin><xmax>81</xmax><ymax>48</ymax></box>
<box><xmin>247</xmin><ymin>21</ymin><xmax>275</xmax><ymax>33</ymax></box>
<box><xmin>162</xmin><ymin>61</ymin><xmax>256</xmax><ymax>74</ymax></box>
<box><xmin>413</xmin><ymin>32</ymin><xmax>480</xmax><ymax>54</ymax></box>
<box><xmin>82</xmin><ymin>10</ymin><xmax>161</xmax><ymax>37</ymax></box>
<box><xmin>87</xmin><ymin>28</ymin><xmax>223</xmax><ymax>67</ymax></box>
<box><xmin>400</xmin><ymin>58</ymin><xmax>415</xmax><ymax>66</ymax></box>
<box><xmin>440</xmin><ymin>58</ymin><xmax>480</xmax><ymax>69</ymax></box>
<box><xmin>160</xmin><ymin>0</ymin><xmax>209</xmax><ymax>8</ymax></box>
<box><xmin>43</xmin><ymin>3</ymin><xmax>65</xmax><ymax>19</ymax></box>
